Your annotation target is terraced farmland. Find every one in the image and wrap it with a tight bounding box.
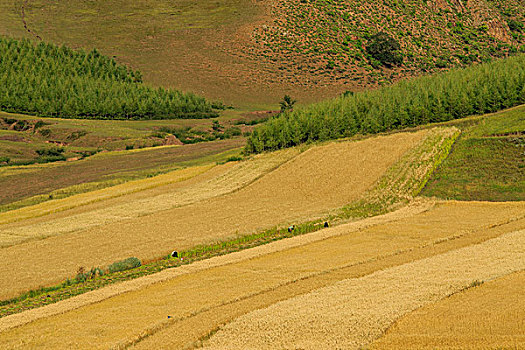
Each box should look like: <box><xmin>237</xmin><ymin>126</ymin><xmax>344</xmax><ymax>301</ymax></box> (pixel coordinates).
<box><xmin>0</xmin><ymin>201</ymin><xmax>523</xmax><ymax>349</ymax></box>
<box><xmin>0</xmin><ymin>130</ymin><xmax>429</xmax><ymax>298</ymax></box>
<box><xmin>0</xmin><ymin>119</ymin><xmax>522</xmax><ymax>349</ymax></box>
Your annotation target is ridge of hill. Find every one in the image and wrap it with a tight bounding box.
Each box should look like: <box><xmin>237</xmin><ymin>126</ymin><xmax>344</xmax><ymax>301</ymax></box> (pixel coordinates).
<box><xmin>242</xmin><ymin>0</ymin><xmax>525</xmax><ymax>88</ymax></box>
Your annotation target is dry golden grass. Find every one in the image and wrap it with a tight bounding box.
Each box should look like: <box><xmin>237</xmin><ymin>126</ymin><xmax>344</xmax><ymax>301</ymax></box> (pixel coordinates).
<box><xmin>0</xmin><ymin>131</ymin><xmax>425</xmax><ymax>299</ymax></box>
<box><xmin>0</xmin><ymin>201</ymin><xmax>523</xmax><ymax>349</ymax></box>
<box><xmin>203</xmin><ymin>230</ymin><xmax>525</xmax><ymax>350</ymax></box>
<box><xmin>0</xmin><ymin>148</ymin><xmax>298</xmax><ymax>247</ymax></box>
<box><xmin>372</xmin><ymin>270</ymin><xmax>525</xmax><ymax>349</ymax></box>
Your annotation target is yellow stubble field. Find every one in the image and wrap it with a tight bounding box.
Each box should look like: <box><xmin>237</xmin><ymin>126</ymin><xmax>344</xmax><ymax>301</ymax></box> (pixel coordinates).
<box><xmin>372</xmin><ymin>270</ymin><xmax>525</xmax><ymax>349</ymax></box>
<box><xmin>0</xmin><ymin>200</ymin><xmax>523</xmax><ymax>349</ymax></box>
<box><xmin>203</xmin><ymin>229</ymin><xmax>524</xmax><ymax>349</ymax></box>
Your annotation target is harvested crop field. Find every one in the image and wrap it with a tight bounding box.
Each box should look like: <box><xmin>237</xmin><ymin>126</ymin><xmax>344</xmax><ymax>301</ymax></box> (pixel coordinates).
<box><xmin>372</xmin><ymin>270</ymin><xmax>525</xmax><ymax>349</ymax></box>
<box><xmin>0</xmin><ymin>148</ymin><xmax>299</xmax><ymax>246</ymax></box>
<box><xmin>0</xmin><ymin>131</ymin><xmax>427</xmax><ymax>298</ymax></box>
<box><xmin>0</xmin><ymin>200</ymin><xmax>523</xmax><ymax>349</ymax></box>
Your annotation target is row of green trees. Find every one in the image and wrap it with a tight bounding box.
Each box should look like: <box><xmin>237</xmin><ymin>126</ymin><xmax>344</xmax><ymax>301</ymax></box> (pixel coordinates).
<box><xmin>0</xmin><ymin>37</ymin><xmax>218</xmax><ymax>119</ymax></box>
<box><xmin>246</xmin><ymin>55</ymin><xmax>525</xmax><ymax>153</ymax></box>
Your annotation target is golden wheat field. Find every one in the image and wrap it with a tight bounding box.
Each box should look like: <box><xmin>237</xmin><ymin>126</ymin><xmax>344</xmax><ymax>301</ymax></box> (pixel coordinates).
<box><xmin>372</xmin><ymin>270</ymin><xmax>525</xmax><ymax>349</ymax></box>
<box><xmin>203</xmin><ymin>230</ymin><xmax>525</xmax><ymax>349</ymax></box>
<box><xmin>0</xmin><ymin>200</ymin><xmax>523</xmax><ymax>349</ymax></box>
<box><xmin>0</xmin><ymin>131</ymin><xmax>427</xmax><ymax>299</ymax></box>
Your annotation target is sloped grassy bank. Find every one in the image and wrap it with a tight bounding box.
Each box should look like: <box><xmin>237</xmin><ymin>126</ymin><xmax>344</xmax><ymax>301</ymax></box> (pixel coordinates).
<box><xmin>246</xmin><ymin>55</ymin><xmax>525</xmax><ymax>153</ymax></box>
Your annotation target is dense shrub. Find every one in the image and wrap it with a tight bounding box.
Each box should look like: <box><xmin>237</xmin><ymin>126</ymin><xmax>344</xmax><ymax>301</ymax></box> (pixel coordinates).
<box><xmin>108</xmin><ymin>257</ymin><xmax>142</xmax><ymax>273</ymax></box>
<box><xmin>0</xmin><ymin>36</ymin><xmax>218</xmax><ymax>119</ymax></box>
<box><xmin>246</xmin><ymin>55</ymin><xmax>525</xmax><ymax>153</ymax></box>
<box><xmin>366</xmin><ymin>32</ymin><xmax>403</xmax><ymax>67</ymax></box>
<box><xmin>508</xmin><ymin>20</ymin><xmax>524</xmax><ymax>33</ymax></box>
<box><xmin>35</xmin><ymin>146</ymin><xmax>64</xmax><ymax>157</ymax></box>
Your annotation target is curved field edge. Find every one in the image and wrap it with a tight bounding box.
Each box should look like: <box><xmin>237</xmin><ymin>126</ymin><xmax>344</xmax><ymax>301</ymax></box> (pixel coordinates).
<box><xmin>201</xmin><ymin>230</ymin><xmax>525</xmax><ymax>349</ymax></box>
<box><xmin>0</xmin><ymin>127</ymin><xmax>456</xmax><ymax>317</ymax></box>
<box><xmin>421</xmin><ymin>105</ymin><xmax>525</xmax><ymax>201</ymax></box>
<box><xmin>371</xmin><ymin>270</ymin><xmax>525</xmax><ymax>349</ymax></box>
<box><xmin>0</xmin><ymin>165</ymin><xmax>214</xmax><ymax>225</ymax></box>
<box><xmin>0</xmin><ymin>200</ymin><xmax>435</xmax><ymax>333</ymax></box>
<box><xmin>340</xmin><ymin>126</ymin><xmax>459</xmax><ymax>218</ymax></box>
<box><xmin>0</xmin><ymin>138</ymin><xmax>246</xmax><ymax>207</ymax></box>
<box><xmin>0</xmin><ymin>129</ymin><xmax>427</xmax><ymax>298</ymax></box>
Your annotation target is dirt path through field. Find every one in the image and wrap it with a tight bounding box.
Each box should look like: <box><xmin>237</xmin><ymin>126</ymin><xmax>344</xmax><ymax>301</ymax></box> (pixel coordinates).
<box><xmin>372</xmin><ymin>270</ymin><xmax>525</xmax><ymax>349</ymax></box>
<box><xmin>0</xmin><ymin>131</ymin><xmax>425</xmax><ymax>299</ymax></box>
<box><xmin>20</xmin><ymin>0</ymin><xmax>41</xmax><ymax>40</ymax></box>
<box><xmin>0</xmin><ymin>201</ymin><xmax>523</xmax><ymax>349</ymax></box>
<box><xmin>204</xmin><ymin>229</ymin><xmax>525</xmax><ymax>349</ymax></box>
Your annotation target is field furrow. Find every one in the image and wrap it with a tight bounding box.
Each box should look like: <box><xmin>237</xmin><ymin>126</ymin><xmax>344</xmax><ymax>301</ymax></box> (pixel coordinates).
<box><xmin>0</xmin><ymin>148</ymin><xmax>299</xmax><ymax>246</ymax></box>
<box><xmin>372</xmin><ymin>270</ymin><xmax>525</xmax><ymax>349</ymax></box>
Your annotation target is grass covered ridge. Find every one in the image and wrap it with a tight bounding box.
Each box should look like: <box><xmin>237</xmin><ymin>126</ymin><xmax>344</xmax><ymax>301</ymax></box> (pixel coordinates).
<box><xmin>0</xmin><ymin>37</ymin><xmax>219</xmax><ymax>119</ymax></box>
<box><xmin>246</xmin><ymin>55</ymin><xmax>525</xmax><ymax>153</ymax></box>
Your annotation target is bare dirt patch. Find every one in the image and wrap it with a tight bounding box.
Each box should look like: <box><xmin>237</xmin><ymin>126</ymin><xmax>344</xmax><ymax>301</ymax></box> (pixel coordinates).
<box><xmin>0</xmin><ymin>138</ymin><xmax>244</xmax><ymax>206</ymax></box>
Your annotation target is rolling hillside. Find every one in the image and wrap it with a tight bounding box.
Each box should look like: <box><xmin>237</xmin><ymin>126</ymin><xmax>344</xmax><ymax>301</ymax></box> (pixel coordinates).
<box><xmin>0</xmin><ymin>0</ymin><xmax>523</xmax><ymax>106</ymax></box>
<box><xmin>0</xmin><ymin>201</ymin><xmax>523</xmax><ymax>349</ymax></box>
<box><xmin>0</xmin><ymin>0</ymin><xmax>523</xmax><ymax>348</ymax></box>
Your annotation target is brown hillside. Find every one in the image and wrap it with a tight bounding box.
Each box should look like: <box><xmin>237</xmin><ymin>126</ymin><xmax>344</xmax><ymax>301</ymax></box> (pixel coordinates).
<box><xmin>0</xmin><ymin>0</ymin><xmax>522</xmax><ymax>107</ymax></box>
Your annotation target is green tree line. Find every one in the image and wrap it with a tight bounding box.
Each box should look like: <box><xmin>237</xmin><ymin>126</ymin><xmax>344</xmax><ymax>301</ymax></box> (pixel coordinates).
<box><xmin>0</xmin><ymin>36</ymin><xmax>218</xmax><ymax>119</ymax></box>
<box><xmin>246</xmin><ymin>55</ymin><xmax>525</xmax><ymax>153</ymax></box>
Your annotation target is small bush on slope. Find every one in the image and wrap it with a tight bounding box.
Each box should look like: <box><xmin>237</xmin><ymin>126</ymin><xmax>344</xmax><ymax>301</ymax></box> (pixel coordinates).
<box><xmin>0</xmin><ymin>37</ymin><xmax>218</xmax><ymax>120</ymax></box>
<box><xmin>246</xmin><ymin>55</ymin><xmax>525</xmax><ymax>153</ymax></box>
